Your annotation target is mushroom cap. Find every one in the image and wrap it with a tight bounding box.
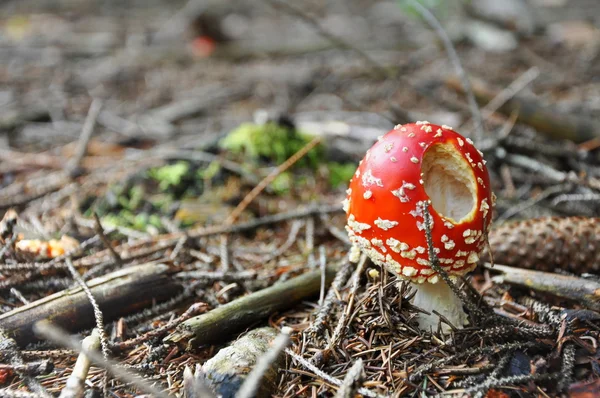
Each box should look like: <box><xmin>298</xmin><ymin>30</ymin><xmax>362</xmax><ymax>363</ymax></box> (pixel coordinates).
<box><xmin>344</xmin><ymin>122</ymin><xmax>495</xmax><ymax>284</ymax></box>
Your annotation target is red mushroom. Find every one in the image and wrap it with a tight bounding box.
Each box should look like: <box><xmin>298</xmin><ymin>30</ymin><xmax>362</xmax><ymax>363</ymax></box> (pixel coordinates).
<box><xmin>344</xmin><ymin>121</ymin><xmax>495</xmax><ymax>331</ymax></box>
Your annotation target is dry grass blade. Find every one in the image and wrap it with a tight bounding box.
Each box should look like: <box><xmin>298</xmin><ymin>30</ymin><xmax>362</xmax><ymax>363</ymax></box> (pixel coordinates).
<box><xmin>32</xmin><ymin>321</ymin><xmax>171</xmax><ymax>398</ymax></box>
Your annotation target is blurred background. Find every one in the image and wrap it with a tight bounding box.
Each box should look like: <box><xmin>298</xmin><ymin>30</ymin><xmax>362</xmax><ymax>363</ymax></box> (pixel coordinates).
<box><xmin>0</xmin><ymin>0</ymin><xmax>599</xmax><ymax>227</ymax></box>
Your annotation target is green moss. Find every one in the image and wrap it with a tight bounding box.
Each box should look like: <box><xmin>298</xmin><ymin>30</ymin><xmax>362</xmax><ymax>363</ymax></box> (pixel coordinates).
<box><xmin>148</xmin><ymin>161</ymin><xmax>190</xmax><ymax>191</ymax></box>
<box><xmin>327</xmin><ymin>162</ymin><xmax>357</xmax><ymax>188</ymax></box>
<box><xmin>198</xmin><ymin>161</ymin><xmax>221</xmax><ymax>180</ymax></box>
<box><xmin>270</xmin><ymin>172</ymin><xmax>292</xmax><ymax>194</ymax></box>
<box><xmin>220</xmin><ymin>122</ymin><xmax>322</xmax><ymax>168</ymax></box>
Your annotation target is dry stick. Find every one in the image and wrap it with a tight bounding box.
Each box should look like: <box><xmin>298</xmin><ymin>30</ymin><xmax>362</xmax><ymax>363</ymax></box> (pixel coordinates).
<box><xmin>0</xmin><ymin>263</ymin><xmax>181</xmax><ymax>347</ymax></box>
<box><xmin>165</xmin><ymin>265</ymin><xmax>337</xmax><ymax>345</ymax></box>
<box><xmin>334</xmin><ymin>359</ymin><xmax>365</xmax><ymax>398</ymax></box>
<box><xmin>92</xmin><ymin>212</ymin><xmax>123</xmax><ymax>267</ymax></box>
<box><xmin>285</xmin><ymin>349</ymin><xmax>385</xmax><ymax>398</ymax></box>
<box><xmin>77</xmin><ymin>204</ymin><xmax>342</xmax><ymax>268</ymax></box>
<box><xmin>446</xmin><ymin>76</ymin><xmax>600</xmax><ymax>143</ymax></box>
<box><xmin>225</xmin><ymin>136</ymin><xmax>322</xmax><ymax>225</ymax></box>
<box><xmin>67</xmin><ymin>99</ymin><xmax>103</xmax><ymax>174</ymax></box>
<box><xmin>111</xmin><ymin>303</ymin><xmax>206</xmax><ymax>352</ymax></box>
<box><xmin>33</xmin><ymin>322</ymin><xmax>171</xmax><ymax>398</ymax></box>
<box><xmin>318</xmin><ymin>246</ymin><xmax>327</xmax><ymax>306</ymax></box>
<box><xmin>497</xmin><ymin>183</ymin><xmax>571</xmax><ymax>222</ymax></box>
<box><xmin>262</xmin><ymin>220</ymin><xmax>303</xmax><ymax>262</ymax></box>
<box><xmin>59</xmin><ymin>330</ymin><xmax>101</xmax><ymax>398</ymax></box>
<box><xmin>328</xmin><ymin>254</ymin><xmax>367</xmax><ymax>350</ymax></box>
<box><xmin>462</xmin><ymin>67</ymin><xmax>540</xmax><ymax>134</ymax></box>
<box><xmin>407</xmin><ymin>0</ymin><xmax>484</xmax><ymax>143</ymax></box>
<box><xmin>486</xmin><ymin>263</ymin><xmax>600</xmax><ymax>312</ymax></box>
<box><xmin>235</xmin><ymin>330</ymin><xmax>291</xmax><ymax>398</ymax></box>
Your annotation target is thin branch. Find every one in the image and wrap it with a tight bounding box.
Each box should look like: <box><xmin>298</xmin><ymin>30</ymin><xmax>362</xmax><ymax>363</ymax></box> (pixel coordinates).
<box><xmin>66</xmin><ymin>99</ymin><xmax>103</xmax><ymax>174</ymax></box>
<box><xmin>65</xmin><ymin>258</ymin><xmax>111</xmax><ymax>360</ymax></box>
<box><xmin>407</xmin><ymin>0</ymin><xmax>484</xmax><ymax>142</ymax></box>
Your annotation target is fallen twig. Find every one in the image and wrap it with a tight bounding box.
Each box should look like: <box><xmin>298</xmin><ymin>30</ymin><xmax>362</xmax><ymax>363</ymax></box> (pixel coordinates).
<box><xmin>165</xmin><ymin>264</ymin><xmax>338</xmax><ymax>346</ymax></box>
<box><xmin>0</xmin><ymin>262</ymin><xmax>182</xmax><ymax>346</ymax></box>
<box><xmin>486</xmin><ymin>263</ymin><xmax>600</xmax><ymax>311</ymax></box>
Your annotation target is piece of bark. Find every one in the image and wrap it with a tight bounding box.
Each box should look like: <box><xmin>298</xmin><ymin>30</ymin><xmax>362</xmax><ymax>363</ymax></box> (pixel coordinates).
<box><xmin>446</xmin><ymin>76</ymin><xmax>600</xmax><ymax>143</ymax></box>
<box><xmin>484</xmin><ymin>217</ymin><xmax>600</xmax><ymax>274</ymax></box>
<box><xmin>164</xmin><ymin>265</ymin><xmax>337</xmax><ymax>346</ymax></box>
<box><xmin>201</xmin><ymin>327</ymin><xmax>282</xmax><ymax>398</ymax></box>
<box><xmin>487</xmin><ymin>263</ymin><xmax>600</xmax><ymax>311</ymax></box>
<box><xmin>0</xmin><ymin>262</ymin><xmax>182</xmax><ymax>347</ymax></box>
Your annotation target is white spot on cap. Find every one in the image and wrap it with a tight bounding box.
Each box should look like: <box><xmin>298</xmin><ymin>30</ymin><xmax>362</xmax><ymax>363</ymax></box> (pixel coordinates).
<box><xmin>466</xmin><ymin>138</ymin><xmax>474</xmax><ymax>145</ymax></box>
<box><xmin>420</xmin><ymin>268</ymin><xmax>434</xmax><ymax>275</ymax></box>
<box><xmin>400</xmin><ymin>250</ymin><xmax>417</xmax><ymax>260</ymax></box>
<box><xmin>402</xmin><ymin>147</ymin><xmax>409</xmax><ymax>152</ymax></box>
<box><xmin>346</xmin><ymin>188</ymin><xmax>352</xmax><ymax>195</ymax></box>
<box><xmin>420</xmin><ymin>125</ymin><xmax>433</xmax><ymax>133</ymax></box>
<box><xmin>363</xmin><ymin>190</ymin><xmax>373</xmax><ymax>199</ymax></box>
<box><xmin>375</xmin><ymin>218</ymin><xmax>398</xmax><ymax>230</ymax></box>
<box><xmin>457</xmin><ymin>138</ymin><xmax>464</xmax><ymax>147</ymax></box>
<box><xmin>349</xmin><ymin>245</ymin><xmax>361</xmax><ymax>263</ymax></box>
<box><xmin>467</xmin><ymin>252</ymin><xmax>479</xmax><ymax>264</ymax></box>
<box><xmin>362</xmin><ymin>170</ymin><xmax>383</xmax><ymax>187</ymax></box>
<box><xmin>410</xmin><ymin>156</ymin><xmax>419</xmax><ymax>164</ymax></box>
<box><xmin>384</xmin><ymin>143</ymin><xmax>394</xmax><ymax>153</ymax></box>
<box><xmin>444</xmin><ymin>240</ymin><xmax>455</xmax><ymax>250</ymax></box>
<box><xmin>417</xmin><ymin>258</ymin><xmax>430</xmax><ymax>266</ymax></box>
<box><xmin>386</xmin><ymin>238</ymin><xmax>409</xmax><ymax>253</ymax></box>
<box><xmin>480</xmin><ymin>198</ymin><xmax>490</xmax><ymax>219</ymax></box>
<box><xmin>394</xmin><ymin>124</ymin><xmax>403</xmax><ymax>130</ymax></box>
<box><xmin>408</xmin><ymin>133</ymin><xmax>416</xmax><ymax>138</ymax></box>
<box><xmin>428</xmin><ymin>275</ymin><xmax>439</xmax><ymax>284</ymax></box>
<box><xmin>402</xmin><ymin>266</ymin><xmax>417</xmax><ymax>277</ymax></box>
<box><xmin>342</xmin><ymin>198</ymin><xmax>350</xmax><ymax>213</ymax></box>
<box><xmin>434</xmin><ymin>129</ymin><xmax>443</xmax><ymax>137</ymax></box>
<box><xmin>415</xmin><ymin>121</ymin><xmax>430</xmax><ymax>125</ymax></box>
<box><xmin>347</xmin><ymin>214</ymin><xmax>372</xmax><ymax>233</ymax></box>
<box><xmin>463</xmin><ymin>229</ymin><xmax>472</xmax><ymax>237</ymax></box>
<box><xmin>390</xmin><ymin>156</ymin><xmax>397</xmax><ymax>162</ymax></box>
<box><xmin>400</xmin><ymin>127</ymin><xmax>407</xmax><ymax>132</ymax></box>
<box><xmin>442</xmin><ymin>125</ymin><xmax>453</xmax><ymax>130</ymax></box>
<box><xmin>415</xmin><ymin>246</ymin><xmax>426</xmax><ymax>254</ymax></box>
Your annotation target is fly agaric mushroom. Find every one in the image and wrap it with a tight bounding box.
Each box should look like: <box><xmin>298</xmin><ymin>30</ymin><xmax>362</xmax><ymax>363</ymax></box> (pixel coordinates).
<box><xmin>344</xmin><ymin>121</ymin><xmax>494</xmax><ymax>331</ymax></box>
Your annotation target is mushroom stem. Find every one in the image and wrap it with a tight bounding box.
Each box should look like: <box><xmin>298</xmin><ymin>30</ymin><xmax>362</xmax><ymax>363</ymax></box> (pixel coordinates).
<box><xmin>412</xmin><ymin>278</ymin><xmax>466</xmax><ymax>332</ymax></box>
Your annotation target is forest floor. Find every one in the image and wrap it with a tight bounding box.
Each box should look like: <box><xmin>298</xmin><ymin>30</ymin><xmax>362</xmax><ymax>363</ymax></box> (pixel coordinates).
<box><xmin>0</xmin><ymin>0</ymin><xmax>599</xmax><ymax>397</ymax></box>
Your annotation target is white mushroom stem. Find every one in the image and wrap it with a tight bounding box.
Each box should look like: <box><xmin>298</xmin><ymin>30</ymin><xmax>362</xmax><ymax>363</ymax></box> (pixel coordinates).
<box><xmin>411</xmin><ymin>278</ymin><xmax>467</xmax><ymax>332</ymax></box>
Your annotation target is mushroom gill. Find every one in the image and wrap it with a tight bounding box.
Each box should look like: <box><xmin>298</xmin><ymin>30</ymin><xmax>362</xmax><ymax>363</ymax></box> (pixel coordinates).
<box><xmin>421</xmin><ymin>143</ymin><xmax>477</xmax><ymax>223</ymax></box>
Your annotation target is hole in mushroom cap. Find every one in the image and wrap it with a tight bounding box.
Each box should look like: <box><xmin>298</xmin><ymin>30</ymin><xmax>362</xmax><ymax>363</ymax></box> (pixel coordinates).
<box><xmin>422</xmin><ymin>143</ymin><xmax>477</xmax><ymax>223</ymax></box>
